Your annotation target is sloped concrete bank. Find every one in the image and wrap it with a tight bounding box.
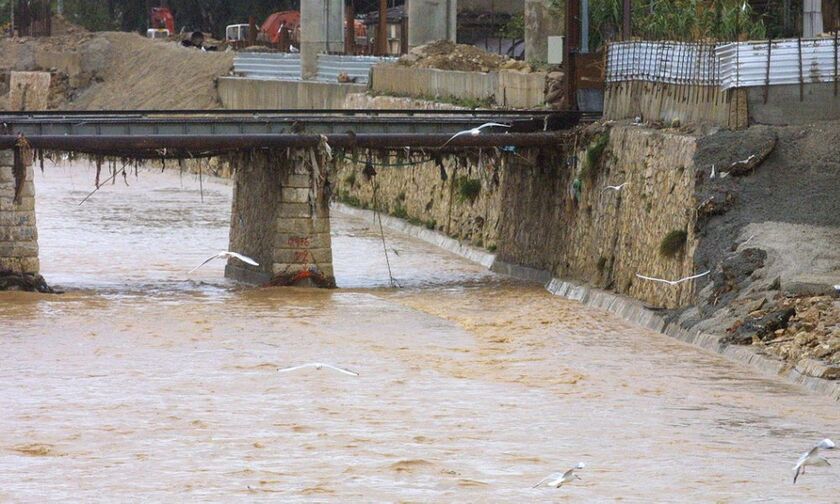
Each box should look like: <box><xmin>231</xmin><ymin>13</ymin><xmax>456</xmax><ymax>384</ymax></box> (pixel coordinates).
<box><xmin>335</xmin><ymin>202</ymin><xmax>840</xmax><ymax>402</ymax></box>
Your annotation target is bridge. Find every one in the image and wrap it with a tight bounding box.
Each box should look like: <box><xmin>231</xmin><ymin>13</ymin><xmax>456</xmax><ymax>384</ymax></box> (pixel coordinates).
<box><xmin>0</xmin><ymin>109</ymin><xmax>584</xmax><ymax>288</ymax></box>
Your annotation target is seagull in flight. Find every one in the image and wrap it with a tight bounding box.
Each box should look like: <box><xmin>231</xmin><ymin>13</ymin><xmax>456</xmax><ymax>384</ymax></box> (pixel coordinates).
<box><xmin>533</xmin><ymin>462</ymin><xmax>585</xmax><ymax>488</ymax></box>
<box><xmin>278</xmin><ymin>363</ymin><xmax>359</xmax><ymax>377</ymax></box>
<box><xmin>635</xmin><ymin>271</ymin><xmax>711</xmax><ymax>286</ymax></box>
<box><xmin>441</xmin><ymin>123</ymin><xmax>511</xmax><ymax>148</ymax></box>
<box><xmin>603</xmin><ymin>183</ymin><xmax>627</xmax><ymax>191</ymax></box>
<box><xmin>794</xmin><ymin>438</ymin><xmax>835</xmax><ymax>484</ymax></box>
<box><xmin>189</xmin><ymin>251</ymin><xmax>259</xmax><ymax>273</ymax></box>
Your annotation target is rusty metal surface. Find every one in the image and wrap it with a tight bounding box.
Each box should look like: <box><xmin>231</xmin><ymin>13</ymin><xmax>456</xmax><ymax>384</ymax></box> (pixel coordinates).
<box><xmin>0</xmin><ymin>110</ymin><xmax>591</xmax><ymax>139</ymax></box>
<box><xmin>0</xmin><ymin>132</ymin><xmax>570</xmax><ymax>158</ymax></box>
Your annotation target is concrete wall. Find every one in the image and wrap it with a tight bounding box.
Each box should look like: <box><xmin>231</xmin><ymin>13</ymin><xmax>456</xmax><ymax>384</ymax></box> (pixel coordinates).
<box><xmin>604</xmin><ymin>81</ymin><xmax>749</xmax><ymax>129</ymax></box>
<box><xmin>408</xmin><ymin>0</ymin><xmax>457</xmax><ymax>50</ymax></box>
<box><xmin>218</xmin><ymin>77</ymin><xmax>366</xmax><ymax>109</ymax></box>
<box><xmin>226</xmin><ymin>148</ymin><xmax>334</xmax><ymax>286</ymax></box>
<box><xmin>0</xmin><ymin>149</ymin><xmax>39</xmax><ymax>275</ymax></box>
<box><xmin>748</xmin><ymin>83</ymin><xmax>840</xmax><ymax>125</ymax></box>
<box><xmin>8</xmin><ymin>72</ymin><xmax>50</xmax><ymax>111</ymax></box>
<box><xmin>524</xmin><ymin>0</ymin><xmax>565</xmax><ymax>63</ymax></box>
<box><xmin>370</xmin><ymin>65</ymin><xmax>547</xmax><ymax>108</ymax></box>
<box><xmin>372</xmin><ymin>65</ymin><xmax>497</xmax><ymax>102</ymax></box>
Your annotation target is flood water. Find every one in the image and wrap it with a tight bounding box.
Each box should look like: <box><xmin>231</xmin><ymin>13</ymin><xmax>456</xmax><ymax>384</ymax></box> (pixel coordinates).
<box><xmin>0</xmin><ymin>161</ymin><xmax>837</xmax><ymax>502</ymax></box>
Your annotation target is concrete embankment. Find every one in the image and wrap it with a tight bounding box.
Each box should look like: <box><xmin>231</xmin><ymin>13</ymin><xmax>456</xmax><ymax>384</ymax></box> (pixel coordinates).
<box><xmin>335</xmin><ymin>121</ymin><xmax>840</xmax><ymax>400</ymax></box>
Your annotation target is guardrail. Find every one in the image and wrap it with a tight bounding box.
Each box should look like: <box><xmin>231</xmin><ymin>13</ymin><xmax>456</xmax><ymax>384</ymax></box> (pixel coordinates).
<box><xmin>233</xmin><ymin>52</ymin><xmax>396</xmax><ymax>84</ymax></box>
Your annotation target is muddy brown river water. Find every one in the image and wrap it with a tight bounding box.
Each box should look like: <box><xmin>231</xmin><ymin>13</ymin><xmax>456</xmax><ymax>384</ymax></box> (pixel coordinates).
<box><xmin>0</xmin><ymin>162</ymin><xmax>837</xmax><ymax>502</ymax></box>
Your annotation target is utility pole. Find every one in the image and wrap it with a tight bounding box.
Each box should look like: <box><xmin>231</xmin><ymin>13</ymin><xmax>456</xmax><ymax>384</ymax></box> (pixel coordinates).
<box><xmin>623</xmin><ymin>0</ymin><xmax>631</xmax><ymax>40</ymax></box>
<box><xmin>376</xmin><ymin>0</ymin><xmax>387</xmax><ymax>56</ymax></box>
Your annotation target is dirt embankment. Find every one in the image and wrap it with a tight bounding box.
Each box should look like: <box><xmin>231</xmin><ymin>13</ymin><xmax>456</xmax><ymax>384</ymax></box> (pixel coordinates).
<box><xmin>1</xmin><ymin>31</ymin><xmax>233</xmax><ymax>110</ymax></box>
<box><xmin>676</xmin><ymin>122</ymin><xmax>840</xmax><ymax>376</ymax></box>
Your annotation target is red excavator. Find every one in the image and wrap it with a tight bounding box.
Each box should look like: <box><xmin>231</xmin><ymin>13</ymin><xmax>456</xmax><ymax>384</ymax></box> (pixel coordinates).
<box><xmin>150</xmin><ymin>7</ymin><xmax>175</xmax><ymax>34</ymax></box>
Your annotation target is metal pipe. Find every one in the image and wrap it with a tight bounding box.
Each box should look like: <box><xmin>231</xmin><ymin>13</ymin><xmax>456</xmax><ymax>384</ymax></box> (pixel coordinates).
<box><xmin>0</xmin><ymin>133</ymin><xmax>569</xmax><ymax>154</ymax></box>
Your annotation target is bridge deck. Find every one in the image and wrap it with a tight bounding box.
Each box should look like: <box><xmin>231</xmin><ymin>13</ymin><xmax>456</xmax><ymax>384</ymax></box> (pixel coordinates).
<box><xmin>0</xmin><ymin>109</ymin><xmax>588</xmax><ymax>157</ymax></box>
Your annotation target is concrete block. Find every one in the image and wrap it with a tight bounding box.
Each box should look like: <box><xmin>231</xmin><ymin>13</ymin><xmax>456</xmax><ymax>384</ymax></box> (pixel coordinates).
<box><xmin>277</xmin><ymin>217</ymin><xmax>330</xmax><ymax>235</ymax></box>
<box><xmin>273</xmin><ymin>248</ymin><xmax>332</xmax><ymax>266</ymax></box>
<box><xmin>278</xmin><ymin>202</ymin><xmax>313</xmax><ymax>219</ymax></box>
<box><xmin>271</xmin><ymin>262</ymin><xmax>334</xmax><ymax>279</ymax></box>
<box><xmin>281</xmin><ymin>187</ymin><xmax>311</xmax><ymax>203</ymax></box>
<box><xmin>9</xmin><ymin>71</ymin><xmax>51</xmax><ymax>111</ymax></box>
<box><xmin>0</xmin><ymin>211</ymin><xmax>35</xmax><ymax>227</ymax></box>
<box><xmin>0</xmin><ymin>166</ymin><xmax>14</xmax><ymax>183</ymax></box>
<box><xmin>18</xmin><ymin>257</ymin><xmax>40</xmax><ymax>274</ymax></box>
<box><xmin>274</xmin><ymin>231</ymin><xmax>331</xmax><ymax>250</ymax></box>
<box><xmin>0</xmin><ymin>196</ymin><xmax>35</xmax><ymax>212</ymax></box>
<box><xmin>0</xmin><ymin>151</ymin><xmax>13</xmax><ymax>166</ymax></box>
<box><xmin>272</xmin><ymin>263</ymin><xmax>303</xmax><ymax>275</ymax></box>
<box><xmin>284</xmin><ymin>174</ymin><xmax>312</xmax><ymax>188</ymax></box>
<box><xmin>0</xmin><ymin>225</ymin><xmax>37</xmax><ymax>241</ymax></box>
<box><xmin>0</xmin><ymin>241</ymin><xmax>39</xmax><ymax>257</ymax></box>
<box><xmin>291</xmin><ymin>162</ymin><xmax>312</xmax><ymax>175</ymax></box>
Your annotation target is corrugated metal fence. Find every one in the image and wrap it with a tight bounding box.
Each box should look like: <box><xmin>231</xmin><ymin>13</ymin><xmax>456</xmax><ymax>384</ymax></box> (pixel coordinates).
<box><xmin>606</xmin><ymin>37</ymin><xmax>840</xmax><ymax>91</ymax></box>
<box><xmin>606</xmin><ymin>41</ymin><xmax>719</xmax><ymax>86</ymax></box>
<box><xmin>233</xmin><ymin>53</ymin><xmax>397</xmax><ymax>84</ymax></box>
<box><xmin>233</xmin><ymin>53</ymin><xmax>301</xmax><ymax>81</ymax></box>
<box><xmin>717</xmin><ymin>38</ymin><xmax>840</xmax><ymax>89</ymax></box>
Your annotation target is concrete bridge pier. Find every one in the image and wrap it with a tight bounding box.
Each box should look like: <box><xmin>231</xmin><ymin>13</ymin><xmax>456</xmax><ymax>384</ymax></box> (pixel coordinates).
<box><xmin>225</xmin><ymin>147</ymin><xmax>335</xmax><ymax>288</ymax></box>
<box><xmin>0</xmin><ymin>149</ymin><xmax>39</xmax><ymax>276</ymax></box>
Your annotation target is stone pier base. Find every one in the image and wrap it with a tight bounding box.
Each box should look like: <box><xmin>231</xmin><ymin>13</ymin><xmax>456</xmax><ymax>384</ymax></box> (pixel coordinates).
<box><xmin>0</xmin><ymin>149</ymin><xmax>39</xmax><ymax>276</ymax></box>
<box><xmin>226</xmin><ymin>148</ymin><xmax>335</xmax><ymax>287</ymax></box>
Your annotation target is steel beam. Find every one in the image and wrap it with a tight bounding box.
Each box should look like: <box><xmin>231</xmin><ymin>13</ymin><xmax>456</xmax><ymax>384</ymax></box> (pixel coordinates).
<box><xmin>0</xmin><ymin>132</ymin><xmax>568</xmax><ymax>158</ymax></box>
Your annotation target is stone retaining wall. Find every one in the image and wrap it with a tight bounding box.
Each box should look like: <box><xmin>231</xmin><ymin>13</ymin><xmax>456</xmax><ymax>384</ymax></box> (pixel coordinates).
<box><xmin>337</xmin><ymin>125</ymin><xmax>702</xmax><ymax>308</ymax></box>
<box><xmin>0</xmin><ymin>149</ymin><xmax>39</xmax><ymax>274</ymax></box>
<box><xmin>334</xmin><ymin>152</ymin><xmax>506</xmax><ymax>250</ymax></box>
<box><xmin>498</xmin><ymin>126</ymin><xmax>700</xmax><ymax>308</ymax></box>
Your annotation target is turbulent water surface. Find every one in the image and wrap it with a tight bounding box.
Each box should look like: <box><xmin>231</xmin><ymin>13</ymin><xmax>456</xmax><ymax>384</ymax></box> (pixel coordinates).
<box><xmin>0</xmin><ymin>162</ymin><xmax>837</xmax><ymax>502</ymax></box>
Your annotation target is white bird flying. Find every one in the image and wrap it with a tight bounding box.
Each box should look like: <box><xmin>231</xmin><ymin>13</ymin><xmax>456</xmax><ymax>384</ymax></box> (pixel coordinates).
<box><xmin>710</xmin><ymin>165</ymin><xmax>717</xmax><ymax>179</ymax></box>
<box><xmin>278</xmin><ymin>362</ymin><xmax>359</xmax><ymax>377</ymax></box>
<box><xmin>189</xmin><ymin>251</ymin><xmax>259</xmax><ymax>273</ymax></box>
<box><xmin>441</xmin><ymin>123</ymin><xmax>511</xmax><ymax>148</ymax></box>
<box><xmin>533</xmin><ymin>462</ymin><xmax>585</xmax><ymax>488</ymax></box>
<box><xmin>794</xmin><ymin>438</ymin><xmax>835</xmax><ymax>484</ymax></box>
<box><xmin>635</xmin><ymin>271</ymin><xmax>711</xmax><ymax>286</ymax></box>
<box><xmin>603</xmin><ymin>183</ymin><xmax>627</xmax><ymax>191</ymax></box>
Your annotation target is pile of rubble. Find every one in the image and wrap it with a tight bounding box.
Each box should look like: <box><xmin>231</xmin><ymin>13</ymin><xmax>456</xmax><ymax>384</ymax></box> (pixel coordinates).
<box><xmin>727</xmin><ymin>294</ymin><xmax>840</xmax><ymax>376</ymax></box>
<box><xmin>397</xmin><ymin>40</ymin><xmax>531</xmax><ymax>73</ymax></box>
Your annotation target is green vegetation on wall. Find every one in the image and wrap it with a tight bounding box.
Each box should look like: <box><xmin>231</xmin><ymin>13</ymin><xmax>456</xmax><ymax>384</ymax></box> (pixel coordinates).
<box><xmin>455</xmin><ymin>177</ymin><xmax>482</xmax><ymax>204</ymax></box>
<box><xmin>580</xmin><ymin>131</ymin><xmax>610</xmax><ymax>184</ymax></box>
<box><xmin>659</xmin><ymin>230</ymin><xmax>688</xmax><ymax>258</ymax></box>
